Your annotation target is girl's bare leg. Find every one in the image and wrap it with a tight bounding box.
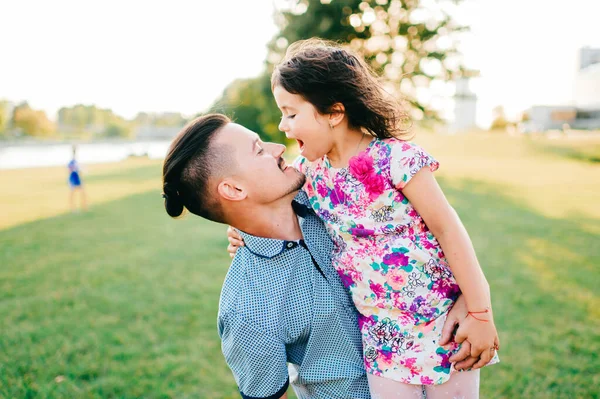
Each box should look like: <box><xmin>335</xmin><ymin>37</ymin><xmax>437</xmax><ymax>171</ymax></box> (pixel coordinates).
<box><xmin>425</xmin><ymin>370</ymin><xmax>480</xmax><ymax>399</ymax></box>
<box><xmin>367</xmin><ymin>373</ymin><xmax>425</xmax><ymax>399</ymax></box>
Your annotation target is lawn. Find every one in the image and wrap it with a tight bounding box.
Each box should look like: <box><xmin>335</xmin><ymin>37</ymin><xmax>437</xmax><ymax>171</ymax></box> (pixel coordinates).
<box><xmin>1</xmin><ymin>133</ymin><xmax>598</xmax><ymax>398</ymax></box>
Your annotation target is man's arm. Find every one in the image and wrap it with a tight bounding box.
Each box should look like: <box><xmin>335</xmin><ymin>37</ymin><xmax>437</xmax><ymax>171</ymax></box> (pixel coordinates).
<box><xmin>219</xmin><ymin>312</ymin><xmax>289</xmax><ymax>399</ymax></box>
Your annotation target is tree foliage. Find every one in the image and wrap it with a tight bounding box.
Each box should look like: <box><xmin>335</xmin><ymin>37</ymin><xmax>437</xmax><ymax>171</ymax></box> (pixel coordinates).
<box><xmin>210</xmin><ymin>0</ymin><xmax>468</xmax><ymax>141</ymax></box>
<box><xmin>12</xmin><ymin>102</ymin><xmax>56</xmax><ymax>137</ymax></box>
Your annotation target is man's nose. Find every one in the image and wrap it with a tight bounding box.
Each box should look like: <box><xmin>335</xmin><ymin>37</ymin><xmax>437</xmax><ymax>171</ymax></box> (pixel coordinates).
<box><xmin>269</xmin><ymin>142</ymin><xmax>286</xmax><ymax>157</ymax></box>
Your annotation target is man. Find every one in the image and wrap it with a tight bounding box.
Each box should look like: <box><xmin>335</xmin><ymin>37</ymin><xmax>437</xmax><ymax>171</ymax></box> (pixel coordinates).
<box><xmin>162</xmin><ymin>114</ymin><xmax>478</xmax><ymax>399</ymax></box>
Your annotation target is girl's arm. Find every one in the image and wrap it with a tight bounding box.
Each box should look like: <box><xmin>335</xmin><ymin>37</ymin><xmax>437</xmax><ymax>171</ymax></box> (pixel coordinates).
<box><xmin>402</xmin><ymin>167</ymin><xmax>499</xmax><ymax>368</ymax></box>
<box><xmin>227</xmin><ymin>226</ymin><xmax>244</xmax><ymax>258</ymax></box>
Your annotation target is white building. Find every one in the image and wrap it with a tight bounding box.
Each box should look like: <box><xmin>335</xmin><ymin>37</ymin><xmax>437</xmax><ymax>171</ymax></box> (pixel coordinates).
<box><xmin>574</xmin><ymin>47</ymin><xmax>600</xmax><ymax>108</ymax></box>
<box><xmin>451</xmin><ymin>77</ymin><xmax>477</xmax><ymax>132</ymax></box>
<box><xmin>524</xmin><ymin>47</ymin><xmax>600</xmax><ymax>131</ymax></box>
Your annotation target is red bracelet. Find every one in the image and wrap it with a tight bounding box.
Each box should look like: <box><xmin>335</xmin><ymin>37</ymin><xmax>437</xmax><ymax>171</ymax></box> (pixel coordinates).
<box><xmin>467</xmin><ymin>307</ymin><xmax>492</xmax><ymax>322</ymax></box>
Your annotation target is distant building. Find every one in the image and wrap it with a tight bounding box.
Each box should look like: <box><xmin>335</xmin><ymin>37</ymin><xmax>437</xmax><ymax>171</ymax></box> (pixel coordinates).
<box><xmin>574</xmin><ymin>47</ymin><xmax>600</xmax><ymax>109</ymax></box>
<box><xmin>451</xmin><ymin>75</ymin><xmax>477</xmax><ymax>132</ymax></box>
<box><xmin>523</xmin><ymin>47</ymin><xmax>600</xmax><ymax>131</ymax></box>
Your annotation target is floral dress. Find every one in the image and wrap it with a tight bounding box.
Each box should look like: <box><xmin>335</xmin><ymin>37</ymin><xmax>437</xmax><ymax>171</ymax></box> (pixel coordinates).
<box><xmin>295</xmin><ymin>138</ymin><xmax>498</xmax><ymax>385</ymax></box>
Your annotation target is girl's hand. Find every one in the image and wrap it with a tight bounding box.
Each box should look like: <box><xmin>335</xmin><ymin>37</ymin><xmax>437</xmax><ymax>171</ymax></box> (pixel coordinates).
<box><xmin>453</xmin><ymin>309</ymin><xmax>500</xmax><ymax>369</ymax></box>
<box><xmin>227</xmin><ymin>226</ymin><xmax>245</xmax><ymax>258</ymax></box>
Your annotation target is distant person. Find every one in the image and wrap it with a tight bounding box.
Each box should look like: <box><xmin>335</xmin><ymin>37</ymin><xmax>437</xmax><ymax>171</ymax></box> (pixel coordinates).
<box><xmin>68</xmin><ymin>145</ymin><xmax>87</xmax><ymax>212</ymax></box>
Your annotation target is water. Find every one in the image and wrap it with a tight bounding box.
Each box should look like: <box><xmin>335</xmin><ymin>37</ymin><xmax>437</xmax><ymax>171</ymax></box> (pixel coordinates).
<box><xmin>0</xmin><ymin>141</ymin><xmax>171</xmax><ymax>170</ymax></box>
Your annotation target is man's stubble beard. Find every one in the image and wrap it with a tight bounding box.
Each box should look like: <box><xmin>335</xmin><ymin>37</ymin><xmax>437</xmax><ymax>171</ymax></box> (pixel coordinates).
<box><xmin>284</xmin><ymin>173</ymin><xmax>307</xmax><ymax>196</ymax></box>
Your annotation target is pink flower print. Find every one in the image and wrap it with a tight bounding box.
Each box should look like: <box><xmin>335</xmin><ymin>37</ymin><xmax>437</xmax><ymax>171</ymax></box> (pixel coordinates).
<box><xmin>407</xmin><ymin>208</ymin><xmax>419</xmax><ymax>219</ymax></box>
<box><xmin>349</xmin><ymin>224</ymin><xmax>375</xmax><ymax>237</ymax></box>
<box><xmin>404</xmin><ymin>357</ymin><xmax>417</xmax><ymax>369</ymax></box>
<box><xmin>395</xmin><ymin>191</ymin><xmax>406</xmax><ymax>203</ymax></box>
<box><xmin>337</xmin><ymin>270</ymin><xmax>355</xmax><ymax>289</ymax></box>
<box><xmin>387</xmin><ymin>268</ymin><xmax>408</xmax><ymax>291</ymax></box>
<box><xmin>364</xmin><ymin>172</ymin><xmax>386</xmax><ymax>199</ymax></box>
<box><xmin>316</xmin><ymin>180</ymin><xmax>329</xmax><ymax>197</ymax></box>
<box><xmin>370</xmin><ymin>282</ymin><xmax>387</xmax><ymax>299</ymax></box>
<box><xmin>377</xmin><ymin>350</ymin><xmax>395</xmax><ymax>369</ymax></box>
<box><xmin>305</xmin><ymin>182</ymin><xmax>315</xmax><ymax>197</ymax></box>
<box><xmin>421</xmin><ymin>376</ymin><xmax>434</xmax><ymax>385</ymax></box>
<box><xmin>419</xmin><ymin>233</ymin><xmax>436</xmax><ymax>250</ymax></box>
<box><xmin>382</xmin><ymin>251</ymin><xmax>409</xmax><ymax>267</ymax></box>
<box><xmin>349</xmin><ymin>152</ymin><xmax>375</xmax><ymax>182</ymax></box>
<box><xmin>431</xmin><ymin>278</ymin><xmax>461</xmax><ymax>300</ymax></box>
<box><xmin>391</xmin><ymin>291</ymin><xmax>408</xmax><ymax>311</ymax></box>
<box><xmin>329</xmin><ymin>183</ymin><xmax>347</xmax><ymax>206</ymax></box>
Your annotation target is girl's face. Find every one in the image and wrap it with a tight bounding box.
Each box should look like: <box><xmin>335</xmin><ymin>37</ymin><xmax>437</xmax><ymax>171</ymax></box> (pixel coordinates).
<box><xmin>273</xmin><ymin>85</ymin><xmax>333</xmax><ymax>162</ymax></box>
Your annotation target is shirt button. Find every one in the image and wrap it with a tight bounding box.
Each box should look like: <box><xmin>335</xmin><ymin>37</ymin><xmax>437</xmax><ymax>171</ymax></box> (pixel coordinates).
<box><xmin>286</xmin><ymin>242</ymin><xmax>295</xmax><ymax>249</ymax></box>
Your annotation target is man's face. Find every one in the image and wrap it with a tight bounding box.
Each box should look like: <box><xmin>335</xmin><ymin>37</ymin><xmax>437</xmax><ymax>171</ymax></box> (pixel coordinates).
<box><xmin>214</xmin><ymin>123</ymin><xmax>306</xmax><ymax>204</ymax></box>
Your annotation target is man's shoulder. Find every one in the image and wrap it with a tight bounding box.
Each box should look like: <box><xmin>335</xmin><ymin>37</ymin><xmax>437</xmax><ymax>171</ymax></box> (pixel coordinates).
<box><xmin>219</xmin><ymin>247</ymin><xmax>313</xmax><ymax>324</ymax></box>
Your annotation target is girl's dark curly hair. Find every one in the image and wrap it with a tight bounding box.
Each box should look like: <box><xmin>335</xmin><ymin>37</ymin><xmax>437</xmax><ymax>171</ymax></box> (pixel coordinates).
<box><xmin>271</xmin><ymin>38</ymin><xmax>411</xmax><ymax>140</ymax></box>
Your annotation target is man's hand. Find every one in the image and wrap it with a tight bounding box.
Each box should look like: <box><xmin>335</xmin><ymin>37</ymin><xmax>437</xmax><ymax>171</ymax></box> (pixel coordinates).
<box><xmin>439</xmin><ymin>295</ymin><xmax>482</xmax><ymax>371</ymax></box>
<box><xmin>227</xmin><ymin>226</ymin><xmax>245</xmax><ymax>258</ymax></box>
<box><xmin>439</xmin><ymin>295</ymin><xmax>468</xmax><ymax>347</ymax></box>
<box><xmin>449</xmin><ymin>341</ymin><xmax>481</xmax><ymax>371</ymax></box>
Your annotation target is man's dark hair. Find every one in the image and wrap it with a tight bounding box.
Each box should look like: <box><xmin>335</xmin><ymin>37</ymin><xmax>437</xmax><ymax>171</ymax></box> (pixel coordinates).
<box><xmin>162</xmin><ymin>113</ymin><xmax>232</xmax><ymax>223</ymax></box>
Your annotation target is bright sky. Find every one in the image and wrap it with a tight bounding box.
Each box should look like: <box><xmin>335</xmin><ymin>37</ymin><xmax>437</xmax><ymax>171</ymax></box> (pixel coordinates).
<box><xmin>1</xmin><ymin>0</ymin><xmax>598</xmax><ymax>128</ymax></box>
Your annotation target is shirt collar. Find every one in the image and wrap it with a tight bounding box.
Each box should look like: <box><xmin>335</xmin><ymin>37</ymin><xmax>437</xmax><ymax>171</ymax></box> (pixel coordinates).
<box><xmin>237</xmin><ymin>194</ymin><xmax>314</xmax><ymax>259</ymax></box>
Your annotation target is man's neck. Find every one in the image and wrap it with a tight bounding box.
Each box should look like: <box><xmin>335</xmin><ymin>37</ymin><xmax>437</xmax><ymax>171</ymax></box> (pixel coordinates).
<box><xmin>232</xmin><ymin>198</ymin><xmax>303</xmax><ymax>241</ymax></box>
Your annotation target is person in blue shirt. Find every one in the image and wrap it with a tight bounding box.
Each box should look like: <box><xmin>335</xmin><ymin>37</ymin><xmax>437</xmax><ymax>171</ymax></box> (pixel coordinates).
<box><xmin>161</xmin><ymin>114</ymin><xmax>476</xmax><ymax>399</ymax></box>
<box><xmin>68</xmin><ymin>145</ymin><xmax>88</xmax><ymax>212</ymax></box>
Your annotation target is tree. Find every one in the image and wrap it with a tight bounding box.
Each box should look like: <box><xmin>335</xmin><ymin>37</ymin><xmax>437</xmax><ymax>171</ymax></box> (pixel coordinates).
<box><xmin>0</xmin><ymin>100</ymin><xmax>10</xmax><ymax>134</ymax></box>
<box><xmin>210</xmin><ymin>76</ymin><xmax>287</xmax><ymax>143</ymax></box>
<box><xmin>269</xmin><ymin>0</ymin><xmax>468</xmax><ymax>119</ymax></box>
<box><xmin>211</xmin><ymin>0</ymin><xmax>469</xmax><ymax>141</ymax></box>
<box><xmin>12</xmin><ymin>102</ymin><xmax>56</xmax><ymax>137</ymax></box>
<box><xmin>103</xmin><ymin>120</ymin><xmax>133</xmax><ymax>138</ymax></box>
<box><xmin>490</xmin><ymin>106</ymin><xmax>508</xmax><ymax>131</ymax></box>
<box><xmin>58</xmin><ymin>104</ymin><xmax>134</xmax><ymax>137</ymax></box>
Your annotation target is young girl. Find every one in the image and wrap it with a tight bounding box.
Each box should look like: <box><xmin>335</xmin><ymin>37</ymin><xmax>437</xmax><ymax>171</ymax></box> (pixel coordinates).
<box><xmin>68</xmin><ymin>145</ymin><xmax>88</xmax><ymax>212</ymax></box>
<box><xmin>231</xmin><ymin>39</ymin><xmax>499</xmax><ymax>398</ymax></box>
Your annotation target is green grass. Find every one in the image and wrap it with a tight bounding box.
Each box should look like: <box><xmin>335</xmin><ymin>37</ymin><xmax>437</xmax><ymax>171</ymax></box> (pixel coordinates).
<box><xmin>1</xmin><ymin>134</ymin><xmax>599</xmax><ymax>398</ymax></box>
<box><xmin>524</xmin><ymin>134</ymin><xmax>600</xmax><ymax>164</ymax></box>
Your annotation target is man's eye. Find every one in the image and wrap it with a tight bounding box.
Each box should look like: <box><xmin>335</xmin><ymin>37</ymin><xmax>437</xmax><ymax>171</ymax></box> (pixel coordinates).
<box><xmin>257</xmin><ymin>147</ymin><xmax>264</xmax><ymax>154</ymax></box>
<box><xmin>288</xmin><ymin>115</ymin><xmax>296</xmax><ymax>119</ymax></box>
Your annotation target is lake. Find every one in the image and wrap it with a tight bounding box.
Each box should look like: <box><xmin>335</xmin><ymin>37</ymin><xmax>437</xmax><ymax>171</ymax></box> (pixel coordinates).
<box><xmin>0</xmin><ymin>140</ymin><xmax>171</xmax><ymax>169</ymax></box>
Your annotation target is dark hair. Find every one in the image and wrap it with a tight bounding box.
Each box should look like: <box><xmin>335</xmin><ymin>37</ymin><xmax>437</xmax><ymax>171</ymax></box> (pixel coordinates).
<box><xmin>271</xmin><ymin>38</ymin><xmax>412</xmax><ymax>140</ymax></box>
<box><xmin>162</xmin><ymin>114</ymin><xmax>231</xmax><ymax>223</ymax></box>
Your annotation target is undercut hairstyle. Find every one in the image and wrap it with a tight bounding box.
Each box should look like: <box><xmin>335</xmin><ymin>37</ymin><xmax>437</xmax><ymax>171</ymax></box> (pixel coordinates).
<box><xmin>271</xmin><ymin>38</ymin><xmax>412</xmax><ymax>140</ymax></box>
<box><xmin>162</xmin><ymin>113</ymin><xmax>233</xmax><ymax>223</ymax></box>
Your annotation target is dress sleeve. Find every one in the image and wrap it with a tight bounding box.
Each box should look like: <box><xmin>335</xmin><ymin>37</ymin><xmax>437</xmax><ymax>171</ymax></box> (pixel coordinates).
<box><xmin>390</xmin><ymin>141</ymin><xmax>439</xmax><ymax>190</ymax></box>
<box><xmin>219</xmin><ymin>312</ymin><xmax>289</xmax><ymax>399</ymax></box>
<box><xmin>292</xmin><ymin>155</ymin><xmax>308</xmax><ymax>175</ymax></box>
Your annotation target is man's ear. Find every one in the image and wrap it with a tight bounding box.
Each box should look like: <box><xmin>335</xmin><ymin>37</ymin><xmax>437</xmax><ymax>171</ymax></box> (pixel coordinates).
<box><xmin>328</xmin><ymin>102</ymin><xmax>346</xmax><ymax>128</ymax></box>
<box><xmin>217</xmin><ymin>179</ymin><xmax>247</xmax><ymax>202</ymax></box>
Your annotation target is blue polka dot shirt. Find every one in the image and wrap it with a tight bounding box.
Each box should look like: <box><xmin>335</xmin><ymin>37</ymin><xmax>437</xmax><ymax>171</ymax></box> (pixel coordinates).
<box><xmin>218</xmin><ymin>191</ymin><xmax>370</xmax><ymax>399</ymax></box>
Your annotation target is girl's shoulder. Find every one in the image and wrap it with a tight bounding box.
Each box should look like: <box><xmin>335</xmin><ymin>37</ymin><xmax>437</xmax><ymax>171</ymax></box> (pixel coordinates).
<box><xmin>371</xmin><ymin>137</ymin><xmax>423</xmax><ymax>155</ymax></box>
<box><xmin>372</xmin><ymin>138</ymin><xmax>438</xmax><ymax>190</ymax></box>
